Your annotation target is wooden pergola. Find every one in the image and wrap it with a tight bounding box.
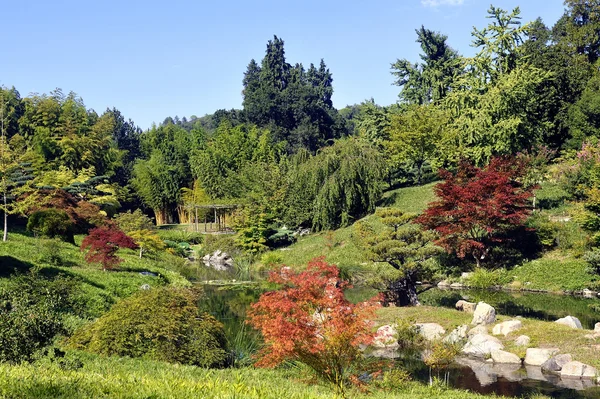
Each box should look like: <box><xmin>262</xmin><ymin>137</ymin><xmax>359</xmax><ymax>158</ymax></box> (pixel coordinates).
<box><xmin>186</xmin><ymin>204</ymin><xmax>238</xmax><ymax>233</ymax></box>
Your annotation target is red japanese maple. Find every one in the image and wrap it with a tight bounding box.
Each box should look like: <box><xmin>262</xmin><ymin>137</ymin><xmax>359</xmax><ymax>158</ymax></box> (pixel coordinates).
<box><xmin>247</xmin><ymin>258</ymin><xmax>381</xmax><ymax>394</ymax></box>
<box><xmin>81</xmin><ymin>226</ymin><xmax>138</xmax><ymax>271</ymax></box>
<box><xmin>415</xmin><ymin>157</ymin><xmax>534</xmax><ymax>267</ymax></box>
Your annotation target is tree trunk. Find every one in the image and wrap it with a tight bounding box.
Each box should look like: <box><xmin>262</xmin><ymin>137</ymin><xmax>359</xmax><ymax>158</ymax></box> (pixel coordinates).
<box><xmin>2</xmin><ymin>191</ymin><xmax>7</xmax><ymax>242</ymax></box>
<box><xmin>383</xmin><ymin>269</ymin><xmax>419</xmax><ymax>307</ymax></box>
<box><xmin>139</xmin><ymin>248</ymin><xmax>143</xmax><ymax>258</ymax></box>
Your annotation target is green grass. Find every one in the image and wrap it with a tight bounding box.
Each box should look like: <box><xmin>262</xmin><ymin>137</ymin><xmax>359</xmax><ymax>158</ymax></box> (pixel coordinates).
<box><xmin>378</xmin><ymin>182</ymin><xmax>437</xmax><ymax>214</ymax></box>
<box><xmin>0</xmin><ymin>230</ymin><xmax>190</xmax><ymax>318</ymax></box>
<box><xmin>378</xmin><ymin>305</ymin><xmax>600</xmax><ymax>369</ymax></box>
<box><xmin>0</xmin><ymin>351</ymin><xmax>500</xmax><ymax>399</ymax></box>
<box><xmin>509</xmin><ymin>251</ymin><xmax>598</xmax><ymax>292</ymax></box>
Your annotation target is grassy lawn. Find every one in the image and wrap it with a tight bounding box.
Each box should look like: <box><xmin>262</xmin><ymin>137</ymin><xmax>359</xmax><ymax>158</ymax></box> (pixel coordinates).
<box><xmin>0</xmin><ymin>351</ymin><xmax>500</xmax><ymax>399</ymax></box>
<box><xmin>378</xmin><ymin>305</ymin><xmax>600</xmax><ymax>369</ymax></box>
<box><xmin>377</xmin><ymin>182</ymin><xmax>437</xmax><ymax>213</ymax></box>
<box><xmin>508</xmin><ymin>251</ymin><xmax>598</xmax><ymax>292</ymax></box>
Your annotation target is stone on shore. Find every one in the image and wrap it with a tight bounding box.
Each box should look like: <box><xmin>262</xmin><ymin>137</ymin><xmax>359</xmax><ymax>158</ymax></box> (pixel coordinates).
<box><xmin>524</xmin><ymin>348</ymin><xmax>560</xmax><ymax>366</ymax></box>
<box><xmin>541</xmin><ymin>354</ymin><xmax>573</xmax><ymax>373</ymax></box>
<box><xmin>515</xmin><ymin>335</ymin><xmax>531</xmax><ymax>347</ymax></box>
<box><xmin>456</xmin><ymin>300</ymin><xmax>476</xmax><ymax>313</ymax></box>
<box><xmin>415</xmin><ymin>323</ymin><xmax>446</xmax><ymax>341</ymax></box>
<box><xmin>444</xmin><ymin>325</ymin><xmax>468</xmax><ymax>344</ymax></box>
<box><xmin>491</xmin><ymin>349</ymin><xmax>522</xmax><ymax>364</ymax></box>
<box><xmin>492</xmin><ymin>320</ymin><xmax>522</xmax><ymax>337</ymax></box>
<box><xmin>555</xmin><ymin>316</ymin><xmax>583</xmax><ymax>329</ymax></box>
<box><xmin>560</xmin><ymin>361</ymin><xmax>597</xmax><ymax>379</ymax></box>
<box><xmin>471</xmin><ymin>302</ymin><xmax>496</xmax><ymax>325</ymax></box>
<box><xmin>462</xmin><ymin>333</ymin><xmax>504</xmax><ymax>357</ymax></box>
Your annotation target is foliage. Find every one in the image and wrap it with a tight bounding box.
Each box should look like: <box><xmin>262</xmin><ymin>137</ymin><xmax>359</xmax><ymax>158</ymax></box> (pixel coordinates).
<box><xmin>128</xmin><ymin>229</ymin><xmax>166</xmax><ymax>258</ymax></box>
<box><xmin>416</xmin><ymin>157</ymin><xmax>534</xmax><ymax>267</ymax></box>
<box><xmin>0</xmin><ymin>274</ymin><xmax>78</xmax><ymax>363</ymax></box>
<box><xmin>70</xmin><ymin>287</ymin><xmax>228</xmax><ymax>367</ymax></box>
<box><xmin>583</xmin><ymin>248</ymin><xmax>600</xmax><ymax>275</ymax></box>
<box><xmin>354</xmin><ymin>208</ymin><xmax>441</xmax><ymax>306</ymax></box>
<box><xmin>156</xmin><ymin>229</ymin><xmax>204</xmax><ymax>245</ymax></box>
<box><xmin>80</xmin><ymin>226</ymin><xmax>138</xmax><ymax>270</ymax></box>
<box><xmin>27</xmin><ymin>208</ymin><xmax>74</xmax><ymax>243</ymax></box>
<box><xmin>247</xmin><ymin>258</ymin><xmax>381</xmax><ymax>396</ymax></box>
<box><xmin>535</xmin><ymin>182</ymin><xmax>570</xmax><ymax>210</ymax></box>
<box><xmin>464</xmin><ymin>268</ymin><xmax>512</xmax><ymax>289</ymax></box>
<box><xmin>113</xmin><ymin>209</ymin><xmax>154</xmax><ymax>233</ymax></box>
<box><xmin>285</xmin><ymin>138</ymin><xmax>384</xmax><ymax>231</ymax></box>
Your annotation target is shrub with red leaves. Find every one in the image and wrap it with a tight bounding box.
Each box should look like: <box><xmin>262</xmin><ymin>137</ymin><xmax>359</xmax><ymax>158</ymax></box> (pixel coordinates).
<box><xmin>247</xmin><ymin>258</ymin><xmax>382</xmax><ymax>396</ymax></box>
<box><xmin>81</xmin><ymin>226</ymin><xmax>138</xmax><ymax>271</ymax></box>
<box><xmin>415</xmin><ymin>157</ymin><xmax>534</xmax><ymax>267</ymax></box>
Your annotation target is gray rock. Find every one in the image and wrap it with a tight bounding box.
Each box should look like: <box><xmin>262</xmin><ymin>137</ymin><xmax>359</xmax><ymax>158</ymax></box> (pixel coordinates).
<box><xmin>515</xmin><ymin>335</ymin><xmax>531</xmax><ymax>347</ymax></box>
<box><xmin>444</xmin><ymin>325</ymin><xmax>469</xmax><ymax>344</ymax></box>
<box><xmin>202</xmin><ymin>250</ymin><xmax>234</xmax><ymax>271</ymax></box>
<box><xmin>525</xmin><ymin>365</ymin><xmax>549</xmax><ymax>382</ymax></box>
<box><xmin>456</xmin><ymin>300</ymin><xmax>476</xmax><ymax>313</ymax></box>
<box><xmin>561</xmin><ymin>361</ymin><xmax>597</xmax><ymax>379</ymax></box>
<box><xmin>140</xmin><ymin>284</ymin><xmax>151</xmax><ymax>290</ymax></box>
<box><xmin>492</xmin><ymin>320</ymin><xmax>523</xmax><ymax>337</ymax></box>
<box><xmin>555</xmin><ymin>316</ymin><xmax>583</xmax><ymax>329</ymax></box>
<box><xmin>450</xmin><ymin>282</ymin><xmax>465</xmax><ymax>289</ymax></box>
<box><xmin>468</xmin><ymin>325</ymin><xmax>488</xmax><ymax>336</ymax></box>
<box><xmin>491</xmin><ymin>349</ymin><xmax>522</xmax><ymax>364</ymax></box>
<box><xmin>471</xmin><ymin>302</ymin><xmax>496</xmax><ymax>325</ymax></box>
<box><xmin>541</xmin><ymin>354</ymin><xmax>573</xmax><ymax>373</ymax></box>
<box><xmin>461</xmin><ymin>272</ymin><xmax>473</xmax><ymax>279</ymax></box>
<box><xmin>415</xmin><ymin>323</ymin><xmax>446</xmax><ymax>341</ymax></box>
<box><xmin>524</xmin><ymin>348</ymin><xmax>560</xmax><ymax>366</ymax></box>
<box><xmin>595</xmin><ymin>322</ymin><xmax>600</xmax><ymax>333</ymax></box>
<box><xmin>583</xmin><ymin>289</ymin><xmax>596</xmax><ymax>299</ymax></box>
<box><xmin>462</xmin><ymin>333</ymin><xmax>504</xmax><ymax>358</ymax></box>
<box><xmin>437</xmin><ymin>280</ymin><xmax>450</xmax><ymax>288</ymax></box>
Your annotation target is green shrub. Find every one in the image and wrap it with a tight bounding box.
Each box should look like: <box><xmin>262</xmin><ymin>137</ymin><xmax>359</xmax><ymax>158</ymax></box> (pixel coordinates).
<box><xmin>260</xmin><ymin>251</ymin><xmax>284</xmax><ymax>269</ymax></box>
<box><xmin>527</xmin><ymin>213</ymin><xmax>557</xmax><ymax>248</ymax></box>
<box><xmin>114</xmin><ymin>209</ymin><xmax>155</xmax><ymax>233</ymax></box>
<box><xmin>465</xmin><ymin>268</ymin><xmax>512</xmax><ymax>289</ymax></box>
<box><xmin>202</xmin><ymin>234</ymin><xmax>239</xmax><ymax>256</ymax></box>
<box><xmin>27</xmin><ymin>208</ymin><xmax>74</xmax><ymax>243</ymax></box>
<box><xmin>157</xmin><ymin>230</ymin><xmax>204</xmax><ymax>245</ymax></box>
<box><xmin>584</xmin><ymin>248</ymin><xmax>600</xmax><ymax>275</ymax></box>
<box><xmin>69</xmin><ymin>287</ymin><xmax>227</xmax><ymax>367</ymax></box>
<box><xmin>0</xmin><ymin>274</ymin><xmax>78</xmax><ymax>363</ymax></box>
<box><xmin>535</xmin><ymin>182</ymin><xmax>571</xmax><ymax>210</ymax></box>
<box><xmin>38</xmin><ymin>238</ymin><xmax>64</xmax><ymax>265</ymax></box>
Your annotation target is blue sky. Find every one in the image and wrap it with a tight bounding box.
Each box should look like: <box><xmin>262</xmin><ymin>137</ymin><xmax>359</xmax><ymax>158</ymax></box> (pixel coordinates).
<box><xmin>1</xmin><ymin>0</ymin><xmax>566</xmax><ymax>129</ymax></box>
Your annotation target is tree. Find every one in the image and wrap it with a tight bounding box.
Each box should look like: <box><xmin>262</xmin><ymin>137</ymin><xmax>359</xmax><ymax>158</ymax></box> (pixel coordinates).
<box><xmin>80</xmin><ymin>226</ymin><xmax>138</xmax><ymax>271</ymax></box>
<box><xmin>415</xmin><ymin>157</ymin><xmax>534</xmax><ymax>267</ymax></box>
<box><xmin>247</xmin><ymin>258</ymin><xmax>381</xmax><ymax>397</ymax></box>
<box><xmin>392</xmin><ymin>26</ymin><xmax>460</xmax><ymax>104</ymax></box>
<box><xmin>354</xmin><ymin>208</ymin><xmax>441</xmax><ymax>306</ymax></box>
<box><xmin>558</xmin><ymin>0</ymin><xmax>600</xmax><ymax>64</ymax></box>
<box><xmin>127</xmin><ymin>229</ymin><xmax>165</xmax><ymax>258</ymax></box>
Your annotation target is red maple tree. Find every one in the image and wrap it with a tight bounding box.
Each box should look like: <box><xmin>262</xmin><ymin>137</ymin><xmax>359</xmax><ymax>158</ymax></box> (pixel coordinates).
<box><xmin>80</xmin><ymin>226</ymin><xmax>138</xmax><ymax>271</ymax></box>
<box><xmin>415</xmin><ymin>157</ymin><xmax>534</xmax><ymax>267</ymax></box>
<box><xmin>247</xmin><ymin>258</ymin><xmax>382</xmax><ymax>395</ymax></box>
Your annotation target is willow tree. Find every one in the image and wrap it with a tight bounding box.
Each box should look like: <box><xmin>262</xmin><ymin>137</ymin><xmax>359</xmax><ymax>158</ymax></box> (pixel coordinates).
<box><xmin>285</xmin><ymin>138</ymin><xmax>384</xmax><ymax>231</ymax></box>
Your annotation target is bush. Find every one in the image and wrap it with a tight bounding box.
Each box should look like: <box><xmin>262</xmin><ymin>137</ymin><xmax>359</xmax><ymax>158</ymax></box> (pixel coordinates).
<box><xmin>202</xmin><ymin>234</ymin><xmax>239</xmax><ymax>256</ymax></box>
<box><xmin>260</xmin><ymin>251</ymin><xmax>284</xmax><ymax>269</ymax></box>
<box><xmin>0</xmin><ymin>274</ymin><xmax>78</xmax><ymax>363</ymax></box>
<box><xmin>69</xmin><ymin>287</ymin><xmax>227</xmax><ymax>367</ymax></box>
<box><xmin>114</xmin><ymin>209</ymin><xmax>155</xmax><ymax>233</ymax></box>
<box><xmin>465</xmin><ymin>268</ymin><xmax>512</xmax><ymax>289</ymax></box>
<box><xmin>38</xmin><ymin>238</ymin><xmax>64</xmax><ymax>266</ymax></box>
<box><xmin>535</xmin><ymin>182</ymin><xmax>571</xmax><ymax>210</ymax></box>
<box><xmin>157</xmin><ymin>230</ymin><xmax>204</xmax><ymax>245</ymax></box>
<box><xmin>584</xmin><ymin>248</ymin><xmax>600</xmax><ymax>275</ymax></box>
<box><xmin>27</xmin><ymin>208</ymin><xmax>74</xmax><ymax>243</ymax></box>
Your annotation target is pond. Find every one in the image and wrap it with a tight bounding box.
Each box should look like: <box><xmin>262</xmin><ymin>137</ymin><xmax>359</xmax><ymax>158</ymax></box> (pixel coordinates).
<box><xmin>199</xmin><ymin>283</ymin><xmax>600</xmax><ymax>398</ymax></box>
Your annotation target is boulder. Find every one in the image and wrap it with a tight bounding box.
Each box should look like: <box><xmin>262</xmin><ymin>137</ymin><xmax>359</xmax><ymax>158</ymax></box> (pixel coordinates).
<box><xmin>468</xmin><ymin>325</ymin><xmax>488</xmax><ymax>336</ymax></box>
<box><xmin>444</xmin><ymin>325</ymin><xmax>468</xmax><ymax>344</ymax></box>
<box><xmin>515</xmin><ymin>335</ymin><xmax>531</xmax><ymax>347</ymax></box>
<box><xmin>541</xmin><ymin>354</ymin><xmax>573</xmax><ymax>373</ymax></box>
<box><xmin>583</xmin><ymin>289</ymin><xmax>596</xmax><ymax>299</ymax></box>
<box><xmin>456</xmin><ymin>300</ymin><xmax>476</xmax><ymax>313</ymax></box>
<box><xmin>524</xmin><ymin>348</ymin><xmax>560</xmax><ymax>366</ymax></box>
<box><xmin>471</xmin><ymin>302</ymin><xmax>496</xmax><ymax>325</ymax></box>
<box><xmin>525</xmin><ymin>365</ymin><xmax>549</xmax><ymax>382</ymax></box>
<box><xmin>595</xmin><ymin>322</ymin><xmax>600</xmax><ymax>333</ymax></box>
<box><xmin>462</xmin><ymin>333</ymin><xmax>504</xmax><ymax>358</ymax></box>
<box><xmin>202</xmin><ymin>250</ymin><xmax>234</xmax><ymax>271</ymax></box>
<box><xmin>373</xmin><ymin>325</ymin><xmax>398</xmax><ymax>348</ymax></box>
<box><xmin>140</xmin><ymin>284</ymin><xmax>151</xmax><ymax>290</ymax></box>
<box><xmin>555</xmin><ymin>316</ymin><xmax>583</xmax><ymax>329</ymax></box>
<box><xmin>415</xmin><ymin>323</ymin><xmax>446</xmax><ymax>341</ymax></box>
<box><xmin>461</xmin><ymin>272</ymin><xmax>473</xmax><ymax>280</ymax></box>
<box><xmin>491</xmin><ymin>350</ymin><xmax>522</xmax><ymax>364</ymax></box>
<box><xmin>450</xmin><ymin>282</ymin><xmax>465</xmax><ymax>289</ymax></box>
<box><xmin>437</xmin><ymin>280</ymin><xmax>450</xmax><ymax>288</ymax></box>
<box><xmin>560</xmin><ymin>361</ymin><xmax>597</xmax><ymax>379</ymax></box>
<box><xmin>492</xmin><ymin>320</ymin><xmax>523</xmax><ymax>337</ymax></box>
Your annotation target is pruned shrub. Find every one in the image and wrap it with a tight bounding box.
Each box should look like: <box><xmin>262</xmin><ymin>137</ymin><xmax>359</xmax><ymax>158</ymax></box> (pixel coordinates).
<box><xmin>27</xmin><ymin>208</ymin><xmax>75</xmax><ymax>243</ymax></box>
<box><xmin>69</xmin><ymin>287</ymin><xmax>227</xmax><ymax>367</ymax></box>
<box><xmin>465</xmin><ymin>268</ymin><xmax>512</xmax><ymax>289</ymax></box>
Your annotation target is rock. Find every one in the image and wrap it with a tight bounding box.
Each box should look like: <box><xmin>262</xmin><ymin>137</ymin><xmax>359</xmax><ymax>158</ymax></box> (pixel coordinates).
<box><xmin>468</xmin><ymin>325</ymin><xmax>488</xmax><ymax>336</ymax></box>
<box><xmin>373</xmin><ymin>325</ymin><xmax>398</xmax><ymax>348</ymax></box>
<box><xmin>462</xmin><ymin>333</ymin><xmax>504</xmax><ymax>358</ymax></box>
<box><xmin>202</xmin><ymin>250</ymin><xmax>234</xmax><ymax>271</ymax></box>
<box><xmin>583</xmin><ymin>289</ymin><xmax>596</xmax><ymax>299</ymax></box>
<box><xmin>561</xmin><ymin>361</ymin><xmax>597</xmax><ymax>379</ymax></box>
<box><xmin>461</xmin><ymin>272</ymin><xmax>473</xmax><ymax>279</ymax></box>
<box><xmin>415</xmin><ymin>323</ymin><xmax>446</xmax><ymax>341</ymax></box>
<box><xmin>541</xmin><ymin>354</ymin><xmax>573</xmax><ymax>373</ymax></box>
<box><xmin>437</xmin><ymin>280</ymin><xmax>450</xmax><ymax>288</ymax></box>
<box><xmin>492</xmin><ymin>320</ymin><xmax>523</xmax><ymax>337</ymax></box>
<box><xmin>557</xmin><ymin>377</ymin><xmax>596</xmax><ymax>390</ymax></box>
<box><xmin>456</xmin><ymin>300</ymin><xmax>476</xmax><ymax>313</ymax></box>
<box><xmin>471</xmin><ymin>302</ymin><xmax>496</xmax><ymax>325</ymax></box>
<box><xmin>450</xmin><ymin>282</ymin><xmax>465</xmax><ymax>289</ymax></box>
<box><xmin>524</xmin><ymin>348</ymin><xmax>560</xmax><ymax>366</ymax></box>
<box><xmin>456</xmin><ymin>357</ymin><xmax>524</xmax><ymax>386</ymax></box>
<box><xmin>555</xmin><ymin>316</ymin><xmax>583</xmax><ymax>329</ymax></box>
<box><xmin>525</xmin><ymin>365</ymin><xmax>549</xmax><ymax>382</ymax></box>
<box><xmin>444</xmin><ymin>325</ymin><xmax>468</xmax><ymax>344</ymax></box>
<box><xmin>140</xmin><ymin>284</ymin><xmax>151</xmax><ymax>290</ymax></box>
<box><xmin>515</xmin><ymin>335</ymin><xmax>531</xmax><ymax>347</ymax></box>
<box><xmin>491</xmin><ymin>350</ymin><xmax>522</xmax><ymax>364</ymax></box>
<box><xmin>595</xmin><ymin>322</ymin><xmax>600</xmax><ymax>333</ymax></box>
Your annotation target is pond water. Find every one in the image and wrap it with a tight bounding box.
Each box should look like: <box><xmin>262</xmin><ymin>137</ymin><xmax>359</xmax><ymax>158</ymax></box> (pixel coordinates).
<box><xmin>199</xmin><ymin>284</ymin><xmax>600</xmax><ymax>398</ymax></box>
